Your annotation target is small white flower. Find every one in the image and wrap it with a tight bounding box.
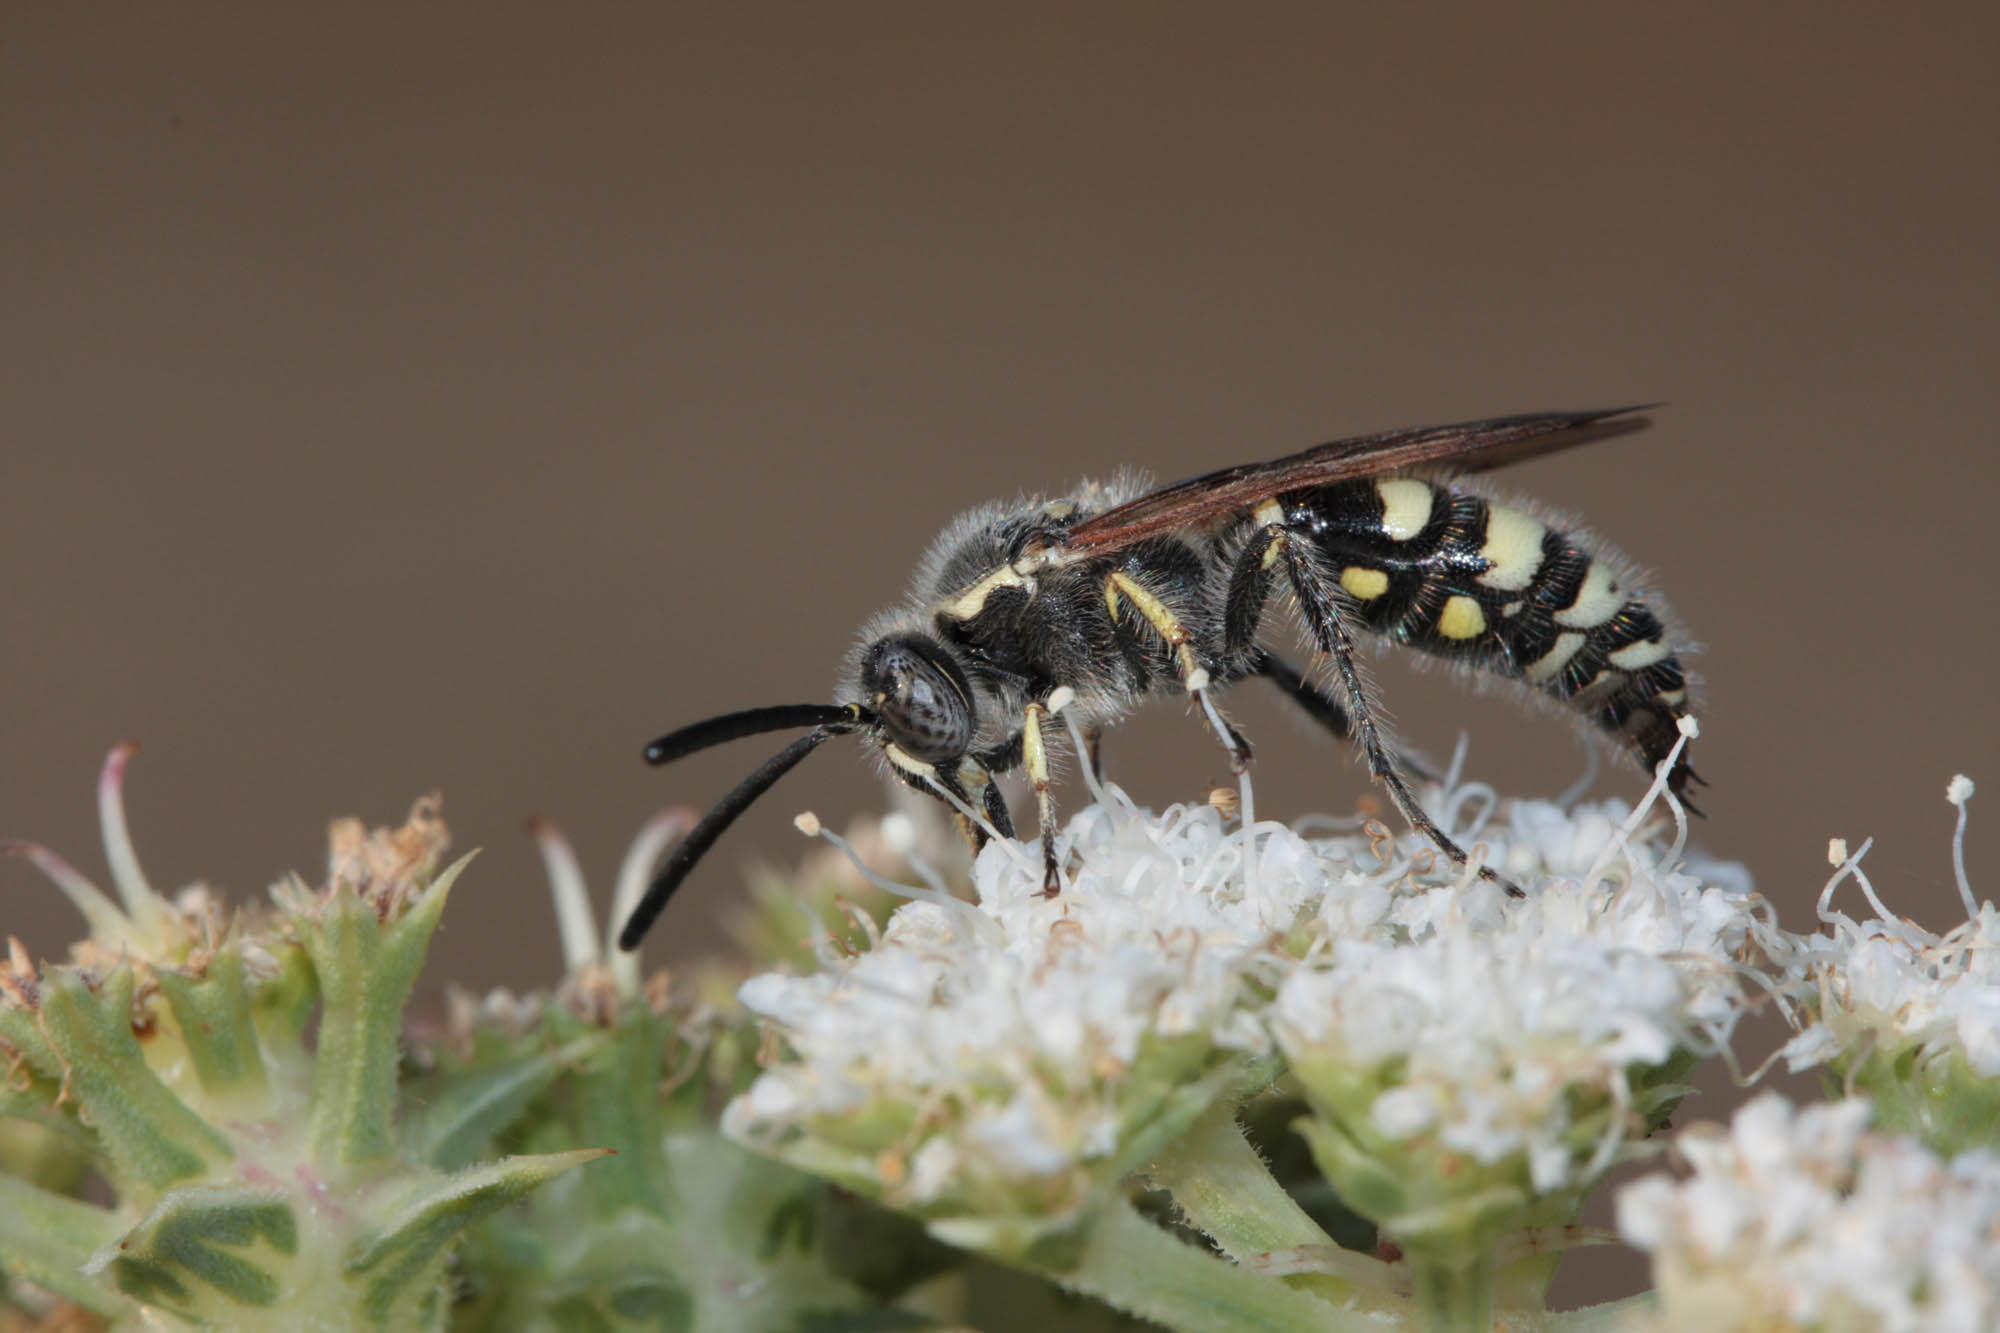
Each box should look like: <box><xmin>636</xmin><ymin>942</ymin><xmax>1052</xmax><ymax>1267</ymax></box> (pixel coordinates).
<box><xmin>1618</xmin><ymin>1094</ymin><xmax>2000</xmax><ymax>1333</ymax></box>
<box><xmin>1776</xmin><ymin>780</ymin><xmax>2000</xmax><ymax>1153</ymax></box>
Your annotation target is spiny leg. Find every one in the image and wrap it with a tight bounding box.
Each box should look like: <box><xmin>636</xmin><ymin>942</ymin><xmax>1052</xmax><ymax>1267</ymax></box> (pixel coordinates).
<box><xmin>1219</xmin><ymin>522</ymin><xmax>1434</xmax><ymax>783</ymax></box>
<box><xmin>1021</xmin><ymin>700</ymin><xmax>1063</xmax><ymax>897</ymax></box>
<box><xmin>1251</xmin><ymin>649</ymin><xmax>1444</xmax><ymax>785</ymax></box>
<box><xmin>979</xmin><ymin>768</ymin><xmax>1018</xmax><ymax>842</ymax></box>
<box><xmin>1277</xmin><ymin>537</ymin><xmax>1518</xmax><ymax>894</ymax></box>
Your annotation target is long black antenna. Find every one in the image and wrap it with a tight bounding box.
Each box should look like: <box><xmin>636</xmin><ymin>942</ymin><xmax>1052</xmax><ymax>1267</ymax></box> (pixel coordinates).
<box><xmin>619</xmin><ymin>721</ymin><xmax>859</xmax><ymax>950</ymax></box>
<box><xmin>643</xmin><ymin>703</ymin><xmax>863</xmax><ymax>766</ymax></box>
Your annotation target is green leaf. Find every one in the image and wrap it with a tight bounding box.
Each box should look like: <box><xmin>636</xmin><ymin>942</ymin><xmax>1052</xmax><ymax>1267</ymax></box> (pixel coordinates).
<box><xmin>408</xmin><ymin>1040</ymin><xmax>580</xmax><ymax>1170</ymax></box>
<box><xmin>108</xmin><ymin>1186</ymin><xmax>299</xmax><ymax>1313</ymax></box>
<box><xmin>0</xmin><ymin>1173</ymin><xmax>123</xmax><ymax>1313</ymax></box>
<box><xmin>302</xmin><ymin>853</ymin><xmax>470</xmax><ymax>1171</ymax></box>
<box><xmin>989</xmin><ymin>1195</ymin><xmax>1345</xmax><ymax>1333</ymax></box>
<box><xmin>346</xmin><ymin>1148</ymin><xmax>608</xmax><ymax>1326</ymax></box>
<box><xmin>566</xmin><ymin>1011</ymin><xmax>674</xmax><ymax>1220</ymax></box>
<box><xmin>1142</xmin><ymin>1100</ymin><xmax>1346</xmax><ymax>1306</ymax></box>
<box><xmin>36</xmin><ymin>968</ymin><xmax>231</xmax><ymax>1188</ymax></box>
<box><xmin>251</xmin><ymin>933</ymin><xmax>319</xmax><ymax>1051</ymax></box>
<box><xmin>156</xmin><ymin>944</ymin><xmax>270</xmax><ymax>1103</ymax></box>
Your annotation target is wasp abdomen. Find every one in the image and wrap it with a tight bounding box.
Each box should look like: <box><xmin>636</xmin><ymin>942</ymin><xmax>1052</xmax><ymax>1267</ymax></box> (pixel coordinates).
<box><xmin>1292</xmin><ymin>478</ymin><xmax>1694</xmax><ymax>791</ymax></box>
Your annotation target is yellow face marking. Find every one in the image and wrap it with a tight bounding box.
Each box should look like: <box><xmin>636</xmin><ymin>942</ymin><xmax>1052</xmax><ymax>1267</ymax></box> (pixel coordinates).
<box><xmin>1524</xmin><ymin>630</ymin><xmax>1588</xmax><ymax>682</ymax></box>
<box><xmin>1436</xmin><ymin>594</ymin><xmax>1487</xmax><ymax>640</ymax></box>
<box><xmin>1476</xmin><ymin>505</ymin><xmax>1547</xmax><ymax>592</ymax></box>
<box><xmin>1375</xmin><ymin>478</ymin><xmax>1433</xmax><ymax>541</ymax></box>
<box><xmin>1252</xmin><ymin>498</ymin><xmax>1286</xmax><ymax>528</ymax></box>
<box><xmin>1554</xmin><ymin>561</ymin><xmax>1623</xmax><ymax>629</ymax></box>
<box><xmin>1608</xmin><ymin>637</ymin><xmax>1671</xmax><ymax>670</ymax></box>
<box><xmin>882</xmin><ymin>745</ymin><xmax>936</xmax><ymax>778</ymax></box>
<box><xmin>942</xmin><ymin>564</ymin><xmax>1032</xmax><ymax>621</ymax></box>
<box><xmin>1340</xmin><ymin>565</ymin><xmax>1390</xmax><ymax>599</ymax></box>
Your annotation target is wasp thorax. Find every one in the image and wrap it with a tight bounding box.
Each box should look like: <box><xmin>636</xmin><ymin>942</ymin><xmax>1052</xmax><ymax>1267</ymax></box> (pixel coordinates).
<box><xmin>861</xmin><ymin>633</ymin><xmax>975</xmax><ymax>764</ymax></box>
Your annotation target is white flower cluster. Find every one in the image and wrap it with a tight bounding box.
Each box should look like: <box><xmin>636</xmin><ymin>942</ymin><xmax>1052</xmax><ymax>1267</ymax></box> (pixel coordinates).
<box><xmin>1273</xmin><ymin>793</ymin><xmax>1758</xmax><ymax>1195</ymax></box>
<box><xmin>725</xmin><ymin>744</ymin><xmax>1765</xmax><ymax>1228</ymax></box>
<box><xmin>1779</xmin><ymin>778</ymin><xmax>2000</xmax><ymax>1083</ymax></box>
<box><xmin>726</xmin><ymin>796</ymin><xmax>1316</xmax><ymax>1216</ymax></box>
<box><xmin>1617</xmin><ymin>1095</ymin><xmax>2000</xmax><ymax>1333</ymax></box>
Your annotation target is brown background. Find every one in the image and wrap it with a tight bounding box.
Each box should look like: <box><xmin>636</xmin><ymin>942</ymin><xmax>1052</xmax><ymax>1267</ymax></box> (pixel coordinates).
<box><xmin>4</xmin><ymin>1</ymin><xmax>1995</xmax><ymax>1308</ymax></box>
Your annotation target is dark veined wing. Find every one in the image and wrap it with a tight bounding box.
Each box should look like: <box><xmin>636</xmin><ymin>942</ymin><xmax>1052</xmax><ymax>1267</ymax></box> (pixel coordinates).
<box><xmin>1057</xmin><ymin>406</ymin><xmax>1656</xmax><ymax>557</ymax></box>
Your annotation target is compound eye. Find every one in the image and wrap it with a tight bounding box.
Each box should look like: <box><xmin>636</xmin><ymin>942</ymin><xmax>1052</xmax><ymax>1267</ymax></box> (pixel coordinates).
<box><xmin>864</xmin><ymin>637</ymin><xmax>974</xmax><ymax>764</ymax></box>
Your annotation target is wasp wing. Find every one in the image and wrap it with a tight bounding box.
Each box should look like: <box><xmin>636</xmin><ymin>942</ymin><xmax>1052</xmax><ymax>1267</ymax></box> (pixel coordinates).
<box><xmin>1056</xmin><ymin>406</ymin><xmax>1655</xmax><ymax>556</ymax></box>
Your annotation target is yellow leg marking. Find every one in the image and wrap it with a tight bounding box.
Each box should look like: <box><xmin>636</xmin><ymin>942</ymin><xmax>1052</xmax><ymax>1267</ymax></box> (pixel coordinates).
<box><xmin>1477</xmin><ymin>505</ymin><xmax>1547</xmax><ymax>592</ymax></box>
<box><xmin>1375</xmin><ymin>478</ymin><xmax>1434</xmax><ymax>540</ymax></box>
<box><xmin>1107</xmin><ymin>570</ymin><xmax>1252</xmax><ymax>774</ymax></box>
<box><xmin>1105</xmin><ymin>570</ymin><xmax>1203</xmax><ymax>686</ymax></box>
<box><xmin>1340</xmin><ymin>565</ymin><xmax>1390</xmax><ymax>599</ymax></box>
<box><xmin>1436</xmin><ymin>594</ymin><xmax>1487</xmax><ymax>640</ymax></box>
<box><xmin>1022</xmin><ymin>702</ymin><xmax>1061</xmax><ymax>896</ymax></box>
<box><xmin>1022</xmin><ymin>703</ymin><xmax>1051</xmax><ymax>791</ymax></box>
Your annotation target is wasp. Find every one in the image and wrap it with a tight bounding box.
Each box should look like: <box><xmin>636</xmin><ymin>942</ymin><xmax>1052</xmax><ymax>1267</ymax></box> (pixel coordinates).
<box><xmin>618</xmin><ymin>407</ymin><xmax>1698</xmax><ymax>950</ymax></box>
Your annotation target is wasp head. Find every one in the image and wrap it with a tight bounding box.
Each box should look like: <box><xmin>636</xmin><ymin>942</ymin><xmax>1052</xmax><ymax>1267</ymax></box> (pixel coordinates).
<box><xmin>858</xmin><ymin>632</ymin><xmax>976</xmax><ymax>765</ymax></box>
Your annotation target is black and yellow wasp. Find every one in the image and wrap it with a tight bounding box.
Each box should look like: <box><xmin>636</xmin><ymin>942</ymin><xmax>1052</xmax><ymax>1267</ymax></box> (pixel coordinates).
<box><xmin>620</xmin><ymin>407</ymin><xmax>1697</xmax><ymax>950</ymax></box>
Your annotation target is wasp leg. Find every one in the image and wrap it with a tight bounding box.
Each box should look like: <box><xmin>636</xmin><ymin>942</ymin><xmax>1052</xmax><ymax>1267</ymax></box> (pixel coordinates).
<box><xmin>1251</xmin><ymin>648</ymin><xmax>1349</xmax><ymax>737</ymax></box>
<box><xmin>1274</xmin><ymin>536</ymin><xmax>1519</xmax><ymax>896</ymax></box>
<box><xmin>1250</xmin><ymin>649</ymin><xmax>1444</xmax><ymax>785</ymax></box>
<box><xmin>978</xmin><ymin>767</ymin><xmax>1018</xmax><ymax>841</ymax></box>
<box><xmin>1021</xmin><ymin>701</ymin><xmax>1063</xmax><ymax>897</ymax></box>
<box><xmin>887</xmin><ymin>749</ymin><xmax>1012</xmax><ymax>856</ymax></box>
<box><xmin>1103</xmin><ymin>569</ymin><xmax>1252</xmax><ymax>773</ymax></box>
<box><xmin>1218</xmin><ymin>524</ymin><xmax>1439</xmax><ymax>779</ymax></box>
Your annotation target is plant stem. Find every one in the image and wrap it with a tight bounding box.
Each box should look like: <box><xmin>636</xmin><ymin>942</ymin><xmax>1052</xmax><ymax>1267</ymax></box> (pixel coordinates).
<box><xmin>1407</xmin><ymin>1252</ymin><xmax>1493</xmax><ymax>1333</ymax></box>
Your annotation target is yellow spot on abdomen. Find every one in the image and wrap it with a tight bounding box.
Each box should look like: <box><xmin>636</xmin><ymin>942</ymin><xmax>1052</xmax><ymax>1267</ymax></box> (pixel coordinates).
<box><xmin>1477</xmin><ymin>505</ymin><xmax>1547</xmax><ymax>592</ymax></box>
<box><xmin>1340</xmin><ymin>566</ymin><xmax>1390</xmax><ymax>599</ymax></box>
<box><xmin>1375</xmin><ymin>479</ymin><xmax>1434</xmax><ymax>541</ymax></box>
<box><xmin>1437</xmin><ymin>595</ymin><xmax>1487</xmax><ymax>640</ymax></box>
